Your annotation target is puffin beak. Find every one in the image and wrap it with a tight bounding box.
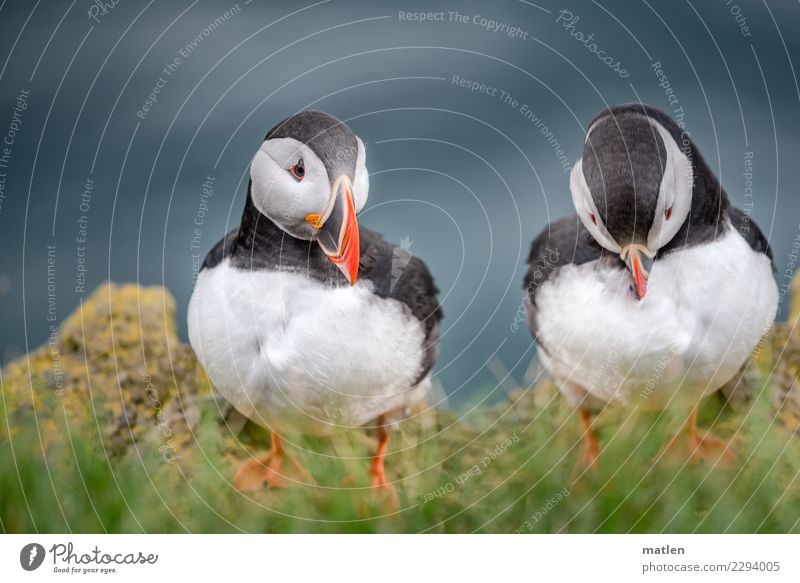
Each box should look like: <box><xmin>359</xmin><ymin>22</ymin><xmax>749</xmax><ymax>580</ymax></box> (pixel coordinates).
<box><xmin>621</xmin><ymin>244</ymin><xmax>654</xmax><ymax>300</ymax></box>
<box><xmin>306</xmin><ymin>175</ymin><xmax>360</xmax><ymax>285</ymax></box>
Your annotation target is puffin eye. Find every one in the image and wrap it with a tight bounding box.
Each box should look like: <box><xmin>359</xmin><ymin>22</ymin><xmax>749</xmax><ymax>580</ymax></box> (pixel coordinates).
<box><xmin>289</xmin><ymin>158</ymin><xmax>305</xmax><ymax>181</ymax></box>
<box><xmin>665</xmin><ymin>206</ymin><xmax>673</xmax><ymax>221</ymax></box>
<box><xmin>590</xmin><ymin>212</ymin><xmax>597</xmax><ymax>226</ymax></box>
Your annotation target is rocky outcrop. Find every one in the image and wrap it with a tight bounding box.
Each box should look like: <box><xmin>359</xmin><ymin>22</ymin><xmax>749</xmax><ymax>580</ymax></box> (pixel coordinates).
<box><xmin>1</xmin><ymin>283</ymin><xmax>210</xmax><ymax>459</ymax></box>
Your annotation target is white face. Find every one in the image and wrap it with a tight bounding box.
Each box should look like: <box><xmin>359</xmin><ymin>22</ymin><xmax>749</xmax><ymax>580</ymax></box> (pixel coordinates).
<box><xmin>249</xmin><ymin>136</ymin><xmax>369</xmax><ymax>239</ymax></box>
<box><xmin>570</xmin><ymin>118</ymin><xmax>694</xmax><ymax>257</ymax></box>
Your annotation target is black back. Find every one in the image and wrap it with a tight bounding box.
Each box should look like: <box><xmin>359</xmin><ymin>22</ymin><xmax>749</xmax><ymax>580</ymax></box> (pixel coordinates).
<box><xmin>589</xmin><ymin>103</ymin><xmax>730</xmax><ymax>255</ymax></box>
<box><xmin>729</xmin><ymin>206</ymin><xmax>774</xmax><ymax>263</ymax></box>
<box><xmin>583</xmin><ymin>112</ymin><xmax>667</xmax><ymax>245</ymax></box>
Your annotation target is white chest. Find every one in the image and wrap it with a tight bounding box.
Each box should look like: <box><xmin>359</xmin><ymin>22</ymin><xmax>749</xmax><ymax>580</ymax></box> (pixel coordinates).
<box><xmin>187</xmin><ymin>261</ymin><xmax>429</xmax><ymax>432</ymax></box>
<box><xmin>533</xmin><ymin>227</ymin><xmax>778</xmax><ymax>406</ymax></box>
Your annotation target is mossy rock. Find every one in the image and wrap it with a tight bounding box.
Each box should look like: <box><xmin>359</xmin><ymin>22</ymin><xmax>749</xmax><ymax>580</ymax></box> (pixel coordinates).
<box><xmin>1</xmin><ymin>283</ymin><xmax>210</xmax><ymax>458</ymax></box>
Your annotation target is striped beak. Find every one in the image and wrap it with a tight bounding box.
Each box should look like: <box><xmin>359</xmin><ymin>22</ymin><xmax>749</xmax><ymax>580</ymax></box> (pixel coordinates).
<box><xmin>306</xmin><ymin>175</ymin><xmax>360</xmax><ymax>286</ymax></box>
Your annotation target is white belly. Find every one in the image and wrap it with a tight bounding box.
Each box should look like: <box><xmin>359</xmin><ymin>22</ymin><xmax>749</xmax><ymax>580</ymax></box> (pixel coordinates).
<box><xmin>187</xmin><ymin>261</ymin><xmax>430</xmax><ymax>433</ymax></box>
<box><xmin>533</xmin><ymin>226</ymin><xmax>778</xmax><ymax>408</ymax></box>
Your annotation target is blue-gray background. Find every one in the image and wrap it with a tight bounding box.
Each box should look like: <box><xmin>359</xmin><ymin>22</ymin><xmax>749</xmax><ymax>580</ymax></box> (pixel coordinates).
<box><xmin>1</xmin><ymin>0</ymin><xmax>797</xmax><ymax>406</ymax></box>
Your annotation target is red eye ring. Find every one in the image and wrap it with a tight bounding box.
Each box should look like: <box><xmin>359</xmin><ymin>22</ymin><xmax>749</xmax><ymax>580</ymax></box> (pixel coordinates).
<box><xmin>665</xmin><ymin>206</ymin><xmax>673</xmax><ymax>221</ymax></box>
<box><xmin>590</xmin><ymin>212</ymin><xmax>597</xmax><ymax>225</ymax></box>
<box><xmin>289</xmin><ymin>158</ymin><xmax>305</xmax><ymax>181</ymax></box>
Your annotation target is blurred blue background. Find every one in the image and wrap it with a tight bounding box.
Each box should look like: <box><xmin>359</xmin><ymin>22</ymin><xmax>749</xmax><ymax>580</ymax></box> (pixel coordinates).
<box><xmin>1</xmin><ymin>0</ymin><xmax>798</xmax><ymax>406</ymax></box>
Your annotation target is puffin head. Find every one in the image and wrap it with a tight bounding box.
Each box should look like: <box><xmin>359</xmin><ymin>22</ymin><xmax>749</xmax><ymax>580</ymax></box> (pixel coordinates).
<box><xmin>570</xmin><ymin>106</ymin><xmax>694</xmax><ymax>300</ymax></box>
<box><xmin>249</xmin><ymin>110</ymin><xmax>368</xmax><ymax>285</ymax></box>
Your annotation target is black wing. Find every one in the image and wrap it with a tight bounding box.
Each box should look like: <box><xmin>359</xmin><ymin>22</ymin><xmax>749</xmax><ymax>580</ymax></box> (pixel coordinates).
<box><xmin>523</xmin><ymin>215</ymin><xmax>607</xmax><ymax>341</ymax></box>
<box><xmin>201</xmin><ymin>229</ymin><xmax>239</xmax><ymax>270</ymax></box>
<box><xmin>359</xmin><ymin>227</ymin><xmax>443</xmax><ymax>385</ymax></box>
<box><xmin>729</xmin><ymin>206</ymin><xmax>774</xmax><ymax>266</ymax></box>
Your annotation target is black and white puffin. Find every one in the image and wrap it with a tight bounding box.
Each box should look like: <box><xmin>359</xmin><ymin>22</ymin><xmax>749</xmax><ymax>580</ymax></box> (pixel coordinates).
<box><xmin>188</xmin><ymin>111</ymin><xmax>441</xmax><ymax>501</ymax></box>
<box><xmin>524</xmin><ymin>103</ymin><xmax>777</xmax><ymax>465</ymax></box>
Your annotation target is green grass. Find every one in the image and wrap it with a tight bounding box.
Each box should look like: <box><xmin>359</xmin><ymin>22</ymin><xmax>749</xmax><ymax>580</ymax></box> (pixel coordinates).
<box><xmin>3</xmin><ymin>380</ymin><xmax>800</xmax><ymax>534</ymax></box>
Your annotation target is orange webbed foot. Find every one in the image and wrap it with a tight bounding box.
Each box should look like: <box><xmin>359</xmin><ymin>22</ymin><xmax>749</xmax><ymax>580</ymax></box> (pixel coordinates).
<box><xmin>688</xmin><ymin>430</ymin><xmax>735</xmax><ymax>468</ymax></box>
<box><xmin>655</xmin><ymin>406</ymin><xmax>735</xmax><ymax>469</ymax></box>
<box><xmin>234</xmin><ymin>433</ymin><xmax>314</xmax><ymax>492</ymax></box>
<box><xmin>370</xmin><ymin>466</ymin><xmax>400</xmax><ymax>513</ymax></box>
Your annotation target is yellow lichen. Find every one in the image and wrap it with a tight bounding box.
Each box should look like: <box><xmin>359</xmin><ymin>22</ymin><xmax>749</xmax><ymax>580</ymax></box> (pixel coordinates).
<box><xmin>1</xmin><ymin>282</ymin><xmax>211</xmax><ymax>457</ymax></box>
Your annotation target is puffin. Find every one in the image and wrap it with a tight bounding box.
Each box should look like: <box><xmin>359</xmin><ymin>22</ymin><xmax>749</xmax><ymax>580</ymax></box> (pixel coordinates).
<box><xmin>524</xmin><ymin>103</ymin><xmax>778</xmax><ymax>465</ymax></box>
<box><xmin>188</xmin><ymin>111</ymin><xmax>441</xmax><ymax>501</ymax></box>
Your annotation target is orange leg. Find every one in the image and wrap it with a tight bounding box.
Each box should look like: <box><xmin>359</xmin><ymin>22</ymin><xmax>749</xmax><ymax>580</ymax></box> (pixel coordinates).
<box><xmin>369</xmin><ymin>419</ymin><xmax>399</xmax><ymax>511</ymax></box>
<box><xmin>685</xmin><ymin>407</ymin><xmax>735</xmax><ymax>467</ymax></box>
<box><xmin>234</xmin><ymin>432</ymin><xmax>314</xmax><ymax>492</ymax></box>
<box><xmin>579</xmin><ymin>408</ymin><xmax>600</xmax><ymax>466</ymax></box>
<box><xmin>656</xmin><ymin>406</ymin><xmax>734</xmax><ymax>467</ymax></box>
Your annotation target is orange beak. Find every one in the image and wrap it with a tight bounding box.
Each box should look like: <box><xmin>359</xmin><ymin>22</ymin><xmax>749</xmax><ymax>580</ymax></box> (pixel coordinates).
<box><xmin>306</xmin><ymin>176</ymin><xmax>360</xmax><ymax>285</ymax></box>
<box><xmin>622</xmin><ymin>245</ymin><xmax>654</xmax><ymax>301</ymax></box>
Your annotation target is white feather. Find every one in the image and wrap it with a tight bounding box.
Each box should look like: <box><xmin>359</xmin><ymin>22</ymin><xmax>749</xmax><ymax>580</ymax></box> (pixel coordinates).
<box><xmin>533</xmin><ymin>223</ymin><xmax>777</xmax><ymax>409</ymax></box>
<box><xmin>188</xmin><ymin>261</ymin><xmax>430</xmax><ymax>434</ymax></box>
<box><xmin>646</xmin><ymin>120</ymin><xmax>694</xmax><ymax>251</ymax></box>
<box><xmin>569</xmin><ymin>158</ymin><xmax>622</xmax><ymax>254</ymax></box>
